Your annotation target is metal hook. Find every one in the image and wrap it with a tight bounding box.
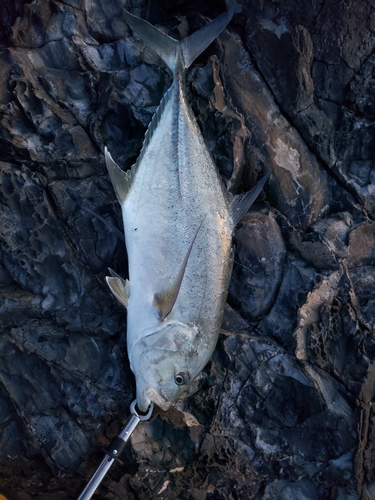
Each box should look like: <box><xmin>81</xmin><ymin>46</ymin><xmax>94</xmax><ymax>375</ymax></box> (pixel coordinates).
<box><xmin>77</xmin><ymin>400</ymin><xmax>154</xmax><ymax>500</ymax></box>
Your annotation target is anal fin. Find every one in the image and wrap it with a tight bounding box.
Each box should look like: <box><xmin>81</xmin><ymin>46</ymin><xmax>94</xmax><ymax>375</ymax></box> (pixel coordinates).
<box><xmin>106</xmin><ymin>268</ymin><xmax>131</xmax><ymax>308</ymax></box>
<box><xmin>153</xmin><ymin>219</ymin><xmax>205</xmax><ymax>321</ymax></box>
<box><xmin>230</xmin><ymin>173</ymin><xmax>269</xmax><ymax>227</ymax></box>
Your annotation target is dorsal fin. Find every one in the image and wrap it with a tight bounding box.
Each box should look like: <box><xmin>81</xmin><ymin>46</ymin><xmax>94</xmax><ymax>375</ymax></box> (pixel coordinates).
<box><xmin>136</xmin><ymin>85</ymin><xmax>172</xmax><ymax>173</ymax></box>
<box><xmin>105</xmin><ymin>86</ymin><xmax>173</xmax><ymax>204</ymax></box>
<box><xmin>153</xmin><ymin>219</ymin><xmax>205</xmax><ymax>321</ymax></box>
<box><xmin>105</xmin><ymin>147</ymin><xmax>136</xmax><ymax>205</ymax></box>
<box><xmin>230</xmin><ymin>174</ymin><xmax>270</xmax><ymax>227</ymax></box>
<box><xmin>106</xmin><ymin>268</ymin><xmax>131</xmax><ymax>308</ymax></box>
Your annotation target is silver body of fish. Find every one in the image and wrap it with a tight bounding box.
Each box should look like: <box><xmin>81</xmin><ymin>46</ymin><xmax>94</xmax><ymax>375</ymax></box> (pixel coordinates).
<box><xmin>105</xmin><ymin>8</ymin><xmax>268</xmax><ymax>411</ymax></box>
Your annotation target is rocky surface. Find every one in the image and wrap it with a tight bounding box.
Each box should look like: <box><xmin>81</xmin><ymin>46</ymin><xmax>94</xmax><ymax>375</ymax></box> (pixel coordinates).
<box><xmin>0</xmin><ymin>0</ymin><xmax>374</xmax><ymax>499</ymax></box>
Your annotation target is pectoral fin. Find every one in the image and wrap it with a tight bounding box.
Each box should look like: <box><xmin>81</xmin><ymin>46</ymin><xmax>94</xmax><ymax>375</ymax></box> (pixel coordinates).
<box><xmin>230</xmin><ymin>173</ymin><xmax>270</xmax><ymax>227</ymax></box>
<box><xmin>106</xmin><ymin>268</ymin><xmax>131</xmax><ymax>308</ymax></box>
<box><xmin>153</xmin><ymin>219</ymin><xmax>204</xmax><ymax>321</ymax></box>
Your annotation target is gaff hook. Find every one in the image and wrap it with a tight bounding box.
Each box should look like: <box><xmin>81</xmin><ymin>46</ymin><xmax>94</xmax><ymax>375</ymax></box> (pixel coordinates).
<box><xmin>77</xmin><ymin>400</ymin><xmax>154</xmax><ymax>500</ymax></box>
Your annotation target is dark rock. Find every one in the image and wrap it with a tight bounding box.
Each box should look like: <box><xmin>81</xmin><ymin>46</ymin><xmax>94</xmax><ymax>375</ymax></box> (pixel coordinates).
<box><xmin>0</xmin><ymin>0</ymin><xmax>374</xmax><ymax>498</ymax></box>
<box><xmin>221</xmin><ymin>303</ymin><xmax>250</xmax><ymax>332</ymax></box>
<box><xmin>347</xmin><ymin>221</ymin><xmax>375</xmax><ymax>268</ymax></box>
<box><xmin>49</xmin><ymin>176</ymin><xmax>123</xmax><ymax>274</ymax></box>
<box><xmin>262</xmin><ymin>479</ymin><xmax>320</xmax><ymax>500</ymax></box>
<box><xmin>283</xmin><ymin>212</ymin><xmax>354</xmax><ymax>271</ymax></box>
<box><xmin>349</xmin><ymin>266</ymin><xmax>375</xmax><ymax>332</ymax></box>
<box><xmin>229</xmin><ymin>210</ymin><xmax>286</xmax><ymax>320</ymax></box>
<box><xmin>219</xmin><ymin>28</ymin><xmax>330</xmax><ymax>230</ymax></box>
<box><xmin>0</xmin><ymin>0</ymin><xmax>28</xmax><ymax>45</ymax></box>
<box><xmin>259</xmin><ymin>254</ymin><xmax>317</xmax><ymax>350</ymax></box>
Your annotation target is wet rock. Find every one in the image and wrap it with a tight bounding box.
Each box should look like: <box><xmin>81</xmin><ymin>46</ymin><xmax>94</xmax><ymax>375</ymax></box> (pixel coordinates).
<box><xmin>131</xmin><ymin>416</ymin><xmax>196</xmax><ymax>469</ymax></box>
<box><xmin>1</xmin><ymin>162</ymin><xmax>82</xmax><ymax>302</ymax></box>
<box><xmin>303</xmin><ymin>362</ymin><xmax>354</xmax><ymax>429</ymax></box>
<box><xmin>245</xmin><ymin>0</ymin><xmax>375</xmax><ymax>219</ymax></box>
<box><xmin>282</xmin><ymin>212</ymin><xmax>354</xmax><ymax>271</ymax></box>
<box><xmin>8</xmin><ymin>321</ymin><xmax>122</xmax><ymax>390</ymax></box>
<box><xmin>191</xmin><ymin>56</ymin><xmax>253</xmax><ymax>190</ymax></box>
<box><xmin>84</xmin><ymin>0</ymin><xmax>131</xmax><ymax>42</ymax></box>
<box><xmin>311</xmin><ymin>213</ymin><xmax>353</xmax><ymax>259</ymax></box>
<box><xmin>124</xmin><ymin>334</ymin><xmax>353</xmax><ymax>499</ymax></box>
<box><xmin>49</xmin><ymin>176</ymin><xmax>124</xmax><ymax>274</ymax></box>
<box><xmin>229</xmin><ymin>210</ymin><xmax>286</xmax><ymax>320</ymax></box>
<box><xmin>0</xmin><ymin>335</ymin><xmax>92</xmax><ymax>468</ymax></box>
<box><xmin>0</xmin><ymin>0</ymin><xmax>374</xmax><ymax>498</ymax></box>
<box><xmin>261</xmin><ymin>479</ymin><xmax>319</xmax><ymax>500</ymax></box>
<box><xmin>219</xmin><ymin>29</ymin><xmax>330</xmax><ymax>229</ymax></box>
<box><xmin>349</xmin><ymin>266</ymin><xmax>375</xmax><ymax>332</ymax></box>
<box><xmin>259</xmin><ymin>254</ymin><xmax>317</xmax><ymax>350</ymax></box>
<box><xmin>347</xmin><ymin>221</ymin><xmax>375</xmax><ymax>268</ymax></box>
<box><xmin>194</xmin><ymin>334</ymin><xmax>356</xmax><ymax>498</ymax></box>
<box><xmin>295</xmin><ymin>271</ymin><xmax>342</xmax><ymax>361</ymax></box>
<box><xmin>221</xmin><ymin>303</ymin><xmax>250</xmax><ymax>332</ymax></box>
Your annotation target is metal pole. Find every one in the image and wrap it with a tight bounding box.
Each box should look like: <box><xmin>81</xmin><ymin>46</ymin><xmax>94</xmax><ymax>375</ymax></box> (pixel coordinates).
<box><xmin>77</xmin><ymin>400</ymin><xmax>154</xmax><ymax>500</ymax></box>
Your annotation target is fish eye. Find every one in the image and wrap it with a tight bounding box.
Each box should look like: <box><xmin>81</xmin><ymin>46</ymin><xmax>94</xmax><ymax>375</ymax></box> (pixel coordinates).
<box><xmin>174</xmin><ymin>372</ymin><xmax>189</xmax><ymax>386</ymax></box>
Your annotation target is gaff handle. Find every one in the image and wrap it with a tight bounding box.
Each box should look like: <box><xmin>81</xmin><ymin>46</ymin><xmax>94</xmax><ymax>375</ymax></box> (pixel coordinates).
<box><xmin>77</xmin><ymin>400</ymin><xmax>154</xmax><ymax>500</ymax></box>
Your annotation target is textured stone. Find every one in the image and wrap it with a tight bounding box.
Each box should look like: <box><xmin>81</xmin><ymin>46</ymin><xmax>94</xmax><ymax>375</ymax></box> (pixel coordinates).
<box><xmin>219</xmin><ymin>28</ymin><xmax>330</xmax><ymax>230</ymax></box>
<box><xmin>0</xmin><ymin>0</ymin><xmax>374</xmax><ymax>499</ymax></box>
<box><xmin>259</xmin><ymin>254</ymin><xmax>317</xmax><ymax>350</ymax></box>
<box><xmin>245</xmin><ymin>0</ymin><xmax>375</xmax><ymax>219</ymax></box>
<box><xmin>229</xmin><ymin>210</ymin><xmax>286</xmax><ymax>320</ymax></box>
<box><xmin>347</xmin><ymin>221</ymin><xmax>375</xmax><ymax>268</ymax></box>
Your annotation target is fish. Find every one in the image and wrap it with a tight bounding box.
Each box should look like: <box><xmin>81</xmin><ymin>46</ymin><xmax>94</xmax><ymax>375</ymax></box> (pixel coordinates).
<box><xmin>105</xmin><ymin>7</ymin><xmax>269</xmax><ymax>412</ymax></box>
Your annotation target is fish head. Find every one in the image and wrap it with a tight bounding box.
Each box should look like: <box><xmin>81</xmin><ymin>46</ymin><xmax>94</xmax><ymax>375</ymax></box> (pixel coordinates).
<box><xmin>129</xmin><ymin>321</ymin><xmax>202</xmax><ymax>412</ymax></box>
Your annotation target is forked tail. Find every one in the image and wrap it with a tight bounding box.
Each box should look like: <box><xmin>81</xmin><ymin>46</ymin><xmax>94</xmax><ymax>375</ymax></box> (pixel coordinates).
<box><xmin>123</xmin><ymin>6</ymin><xmax>236</xmax><ymax>74</ymax></box>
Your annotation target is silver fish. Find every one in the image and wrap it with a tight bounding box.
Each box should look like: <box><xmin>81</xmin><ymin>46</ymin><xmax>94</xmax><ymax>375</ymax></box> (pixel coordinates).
<box><xmin>105</xmin><ymin>8</ymin><xmax>268</xmax><ymax>411</ymax></box>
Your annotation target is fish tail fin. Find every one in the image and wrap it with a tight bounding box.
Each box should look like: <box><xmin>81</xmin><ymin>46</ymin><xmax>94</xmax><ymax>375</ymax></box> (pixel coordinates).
<box><xmin>123</xmin><ymin>6</ymin><xmax>236</xmax><ymax>73</ymax></box>
<box><xmin>123</xmin><ymin>10</ymin><xmax>179</xmax><ymax>72</ymax></box>
<box><xmin>182</xmin><ymin>6</ymin><xmax>236</xmax><ymax>69</ymax></box>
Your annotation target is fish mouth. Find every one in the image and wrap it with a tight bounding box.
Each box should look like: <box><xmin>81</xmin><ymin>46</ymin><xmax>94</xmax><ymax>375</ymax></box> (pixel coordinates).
<box><xmin>148</xmin><ymin>387</ymin><xmax>173</xmax><ymax>411</ymax></box>
<box><xmin>136</xmin><ymin>392</ymin><xmax>151</xmax><ymax>413</ymax></box>
<box><xmin>137</xmin><ymin>386</ymin><xmax>172</xmax><ymax>412</ymax></box>
<box><xmin>153</xmin><ymin>398</ymin><xmax>172</xmax><ymax>412</ymax></box>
